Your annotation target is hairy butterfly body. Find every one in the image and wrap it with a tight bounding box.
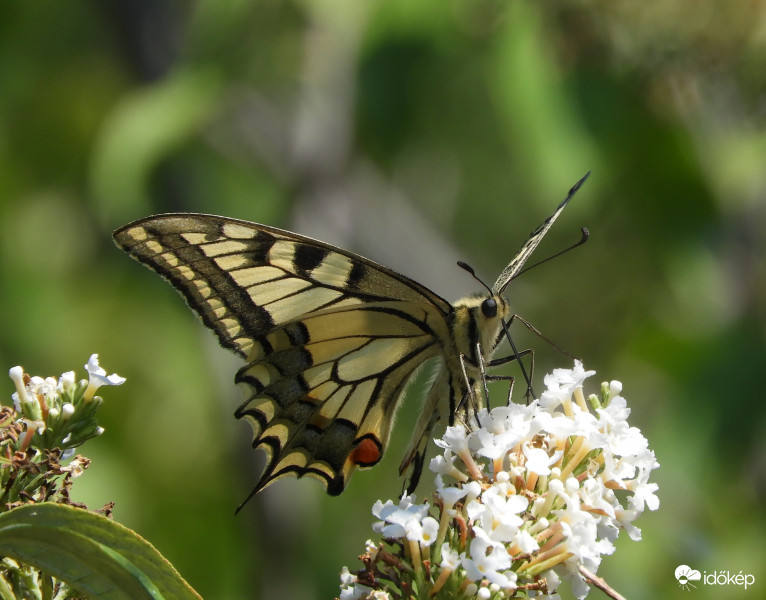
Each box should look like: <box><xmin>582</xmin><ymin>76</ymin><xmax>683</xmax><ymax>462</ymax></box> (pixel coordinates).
<box><xmin>113</xmin><ymin>173</ymin><xmax>588</xmax><ymax>509</ymax></box>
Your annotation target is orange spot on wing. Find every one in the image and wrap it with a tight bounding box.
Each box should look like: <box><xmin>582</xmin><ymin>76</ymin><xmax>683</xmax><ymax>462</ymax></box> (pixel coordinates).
<box><xmin>350</xmin><ymin>438</ymin><xmax>381</xmax><ymax>466</ymax></box>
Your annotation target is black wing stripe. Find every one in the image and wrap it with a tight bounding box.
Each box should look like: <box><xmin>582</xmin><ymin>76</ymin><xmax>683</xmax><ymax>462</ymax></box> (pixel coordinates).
<box><xmin>293</xmin><ymin>244</ymin><xmax>330</xmax><ymax>276</ymax></box>
<box><xmin>116</xmin><ymin>213</ymin><xmax>453</xmax><ymax>311</ymax></box>
<box><xmin>119</xmin><ymin>232</ymin><xmax>276</xmax><ymax>355</ymax></box>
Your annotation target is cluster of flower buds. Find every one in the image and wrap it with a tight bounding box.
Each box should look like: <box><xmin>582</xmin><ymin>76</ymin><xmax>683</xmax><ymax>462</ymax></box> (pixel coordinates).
<box><xmin>1</xmin><ymin>354</ymin><xmax>124</xmax><ymax>508</ymax></box>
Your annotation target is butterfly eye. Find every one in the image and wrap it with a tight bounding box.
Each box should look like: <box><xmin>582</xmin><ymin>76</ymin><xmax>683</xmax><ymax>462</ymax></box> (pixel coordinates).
<box><xmin>481</xmin><ymin>297</ymin><xmax>498</xmax><ymax>318</ymax></box>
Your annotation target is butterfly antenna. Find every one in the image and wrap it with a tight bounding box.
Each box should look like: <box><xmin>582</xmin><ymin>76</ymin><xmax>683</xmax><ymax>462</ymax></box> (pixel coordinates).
<box><xmin>457</xmin><ymin>260</ymin><xmax>493</xmax><ymax>295</ymax></box>
<box><xmin>512</xmin><ymin>227</ymin><xmax>589</xmax><ymax>281</ymax></box>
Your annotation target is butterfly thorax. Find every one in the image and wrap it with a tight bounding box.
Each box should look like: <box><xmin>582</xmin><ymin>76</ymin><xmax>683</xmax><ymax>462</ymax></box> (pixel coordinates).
<box><xmin>440</xmin><ymin>293</ymin><xmax>511</xmax><ymax>416</ymax></box>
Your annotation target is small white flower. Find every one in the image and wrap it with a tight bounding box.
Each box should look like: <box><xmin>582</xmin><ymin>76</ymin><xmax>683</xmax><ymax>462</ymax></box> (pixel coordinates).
<box><xmin>462</xmin><ymin>527</ymin><xmax>512</xmax><ymax>587</ymax></box>
<box><xmin>436</xmin><ymin>478</ymin><xmax>468</xmax><ymax>508</ymax></box>
<box><xmin>615</xmin><ymin>507</ymin><xmax>643</xmax><ymax>541</ymax></box>
<box><xmin>429</xmin><ymin>451</ymin><xmax>468</xmax><ymax>482</ymax></box>
<box><xmin>365</xmin><ymin>539</ymin><xmax>379</xmax><ymax>560</ymax></box>
<box><xmin>463</xmin><ymin>480</ymin><xmax>482</xmax><ymax>503</ymax></box>
<box><xmin>405</xmin><ymin>515</ymin><xmax>439</xmax><ymax>545</ymax></box>
<box><xmin>579</xmin><ymin>478</ymin><xmax>615</xmax><ymax>519</ymax></box>
<box><xmin>8</xmin><ymin>366</ymin><xmax>28</xmax><ymax>407</ymax></box>
<box><xmin>435</xmin><ymin>424</ymin><xmax>473</xmax><ymax>465</ymax></box>
<box><xmin>539</xmin><ymin>361</ymin><xmax>595</xmax><ymax>410</ymax></box>
<box><xmin>513</xmin><ymin>529</ymin><xmax>539</xmax><ymax>554</ymax></box>
<box><xmin>471</xmin><ymin>427</ymin><xmax>512</xmax><ymax>460</ymax></box>
<box><xmin>372</xmin><ymin>495</ymin><xmax>428</xmax><ymax>539</ymax></box>
<box><xmin>83</xmin><ymin>354</ymin><xmax>125</xmax><ymax>401</ymax></box>
<box><xmin>474</xmin><ymin>486</ymin><xmax>528</xmax><ymax>542</ymax></box>
<box><xmin>339</xmin><ymin>566</ymin><xmax>355</xmax><ymax>588</ymax></box>
<box><xmin>28</xmin><ymin>376</ymin><xmax>58</xmax><ymax>398</ymax></box>
<box><xmin>21</xmin><ymin>419</ymin><xmax>46</xmax><ymax>435</ymax></box>
<box><xmin>61</xmin><ymin>456</ymin><xmax>87</xmax><ymax>478</ymax></box>
<box><xmin>523</xmin><ymin>444</ymin><xmax>561</xmax><ymax>476</ymax></box>
<box><xmin>626</xmin><ymin>475</ymin><xmax>660</xmax><ymax>512</ymax></box>
<box><xmin>561</xmin><ymin>565</ymin><xmax>591</xmax><ymax>600</ymax></box>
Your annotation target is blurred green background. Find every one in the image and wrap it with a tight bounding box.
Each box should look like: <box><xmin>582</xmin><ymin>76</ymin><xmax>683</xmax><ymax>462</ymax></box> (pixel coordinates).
<box><xmin>2</xmin><ymin>0</ymin><xmax>765</xmax><ymax>598</ymax></box>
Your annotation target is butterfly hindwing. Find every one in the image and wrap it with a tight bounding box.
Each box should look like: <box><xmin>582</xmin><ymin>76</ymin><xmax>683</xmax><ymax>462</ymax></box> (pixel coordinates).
<box><xmin>235</xmin><ymin>301</ymin><xmax>446</xmax><ymax>501</ymax></box>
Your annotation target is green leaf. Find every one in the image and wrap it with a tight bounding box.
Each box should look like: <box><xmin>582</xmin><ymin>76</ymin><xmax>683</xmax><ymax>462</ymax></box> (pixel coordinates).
<box><xmin>0</xmin><ymin>503</ymin><xmax>201</xmax><ymax>600</ymax></box>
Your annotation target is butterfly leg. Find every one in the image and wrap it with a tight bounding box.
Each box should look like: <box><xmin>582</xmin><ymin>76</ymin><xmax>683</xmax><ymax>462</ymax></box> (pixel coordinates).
<box><xmin>475</xmin><ymin>342</ymin><xmax>490</xmax><ymax>410</ymax></box>
<box><xmin>483</xmin><ymin>373</ymin><xmax>516</xmax><ymax>405</ymax></box>
<box><xmin>489</xmin><ymin>349</ymin><xmax>535</xmax><ymax>401</ymax></box>
<box><xmin>458</xmin><ymin>351</ymin><xmax>479</xmax><ymax>408</ymax></box>
<box><xmin>460</xmin><ymin>342</ymin><xmax>526</xmax><ymax>412</ymax></box>
<box><xmin>473</xmin><ymin>341</ymin><xmax>518</xmax><ymax>407</ymax></box>
<box><xmin>456</xmin><ymin>349</ymin><xmax>492</xmax><ymax>426</ymax></box>
<box><xmin>487</xmin><ymin>344</ymin><xmax>534</xmax><ymax>400</ymax></box>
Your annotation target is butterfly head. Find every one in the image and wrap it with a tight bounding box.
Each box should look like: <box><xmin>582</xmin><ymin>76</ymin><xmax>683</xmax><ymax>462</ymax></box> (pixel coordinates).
<box><xmin>454</xmin><ymin>261</ymin><xmax>511</xmax><ymax>356</ymax></box>
<box><xmin>452</xmin><ymin>292</ymin><xmax>511</xmax><ymax>365</ymax></box>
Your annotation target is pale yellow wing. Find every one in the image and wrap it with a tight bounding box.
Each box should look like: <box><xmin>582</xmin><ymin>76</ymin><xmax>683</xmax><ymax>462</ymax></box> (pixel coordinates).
<box><xmin>113</xmin><ymin>214</ymin><xmax>453</xmax><ymax>503</ymax></box>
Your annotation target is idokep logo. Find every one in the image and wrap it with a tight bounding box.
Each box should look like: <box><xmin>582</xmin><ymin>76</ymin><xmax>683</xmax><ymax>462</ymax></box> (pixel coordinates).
<box><xmin>675</xmin><ymin>564</ymin><xmax>756</xmax><ymax>591</ymax></box>
<box><xmin>675</xmin><ymin>565</ymin><xmax>701</xmax><ymax>590</ymax></box>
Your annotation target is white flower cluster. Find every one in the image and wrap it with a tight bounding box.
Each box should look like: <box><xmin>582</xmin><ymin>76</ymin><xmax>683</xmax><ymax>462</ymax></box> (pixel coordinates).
<box><xmin>8</xmin><ymin>354</ymin><xmax>125</xmax><ymax>454</ymax></box>
<box><xmin>339</xmin><ymin>361</ymin><xmax>659</xmax><ymax>600</ymax></box>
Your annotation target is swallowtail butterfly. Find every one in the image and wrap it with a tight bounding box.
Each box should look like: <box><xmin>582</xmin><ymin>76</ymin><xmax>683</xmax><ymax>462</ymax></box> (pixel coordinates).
<box><xmin>113</xmin><ymin>173</ymin><xmax>589</xmax><ymax>510</ymax></box>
